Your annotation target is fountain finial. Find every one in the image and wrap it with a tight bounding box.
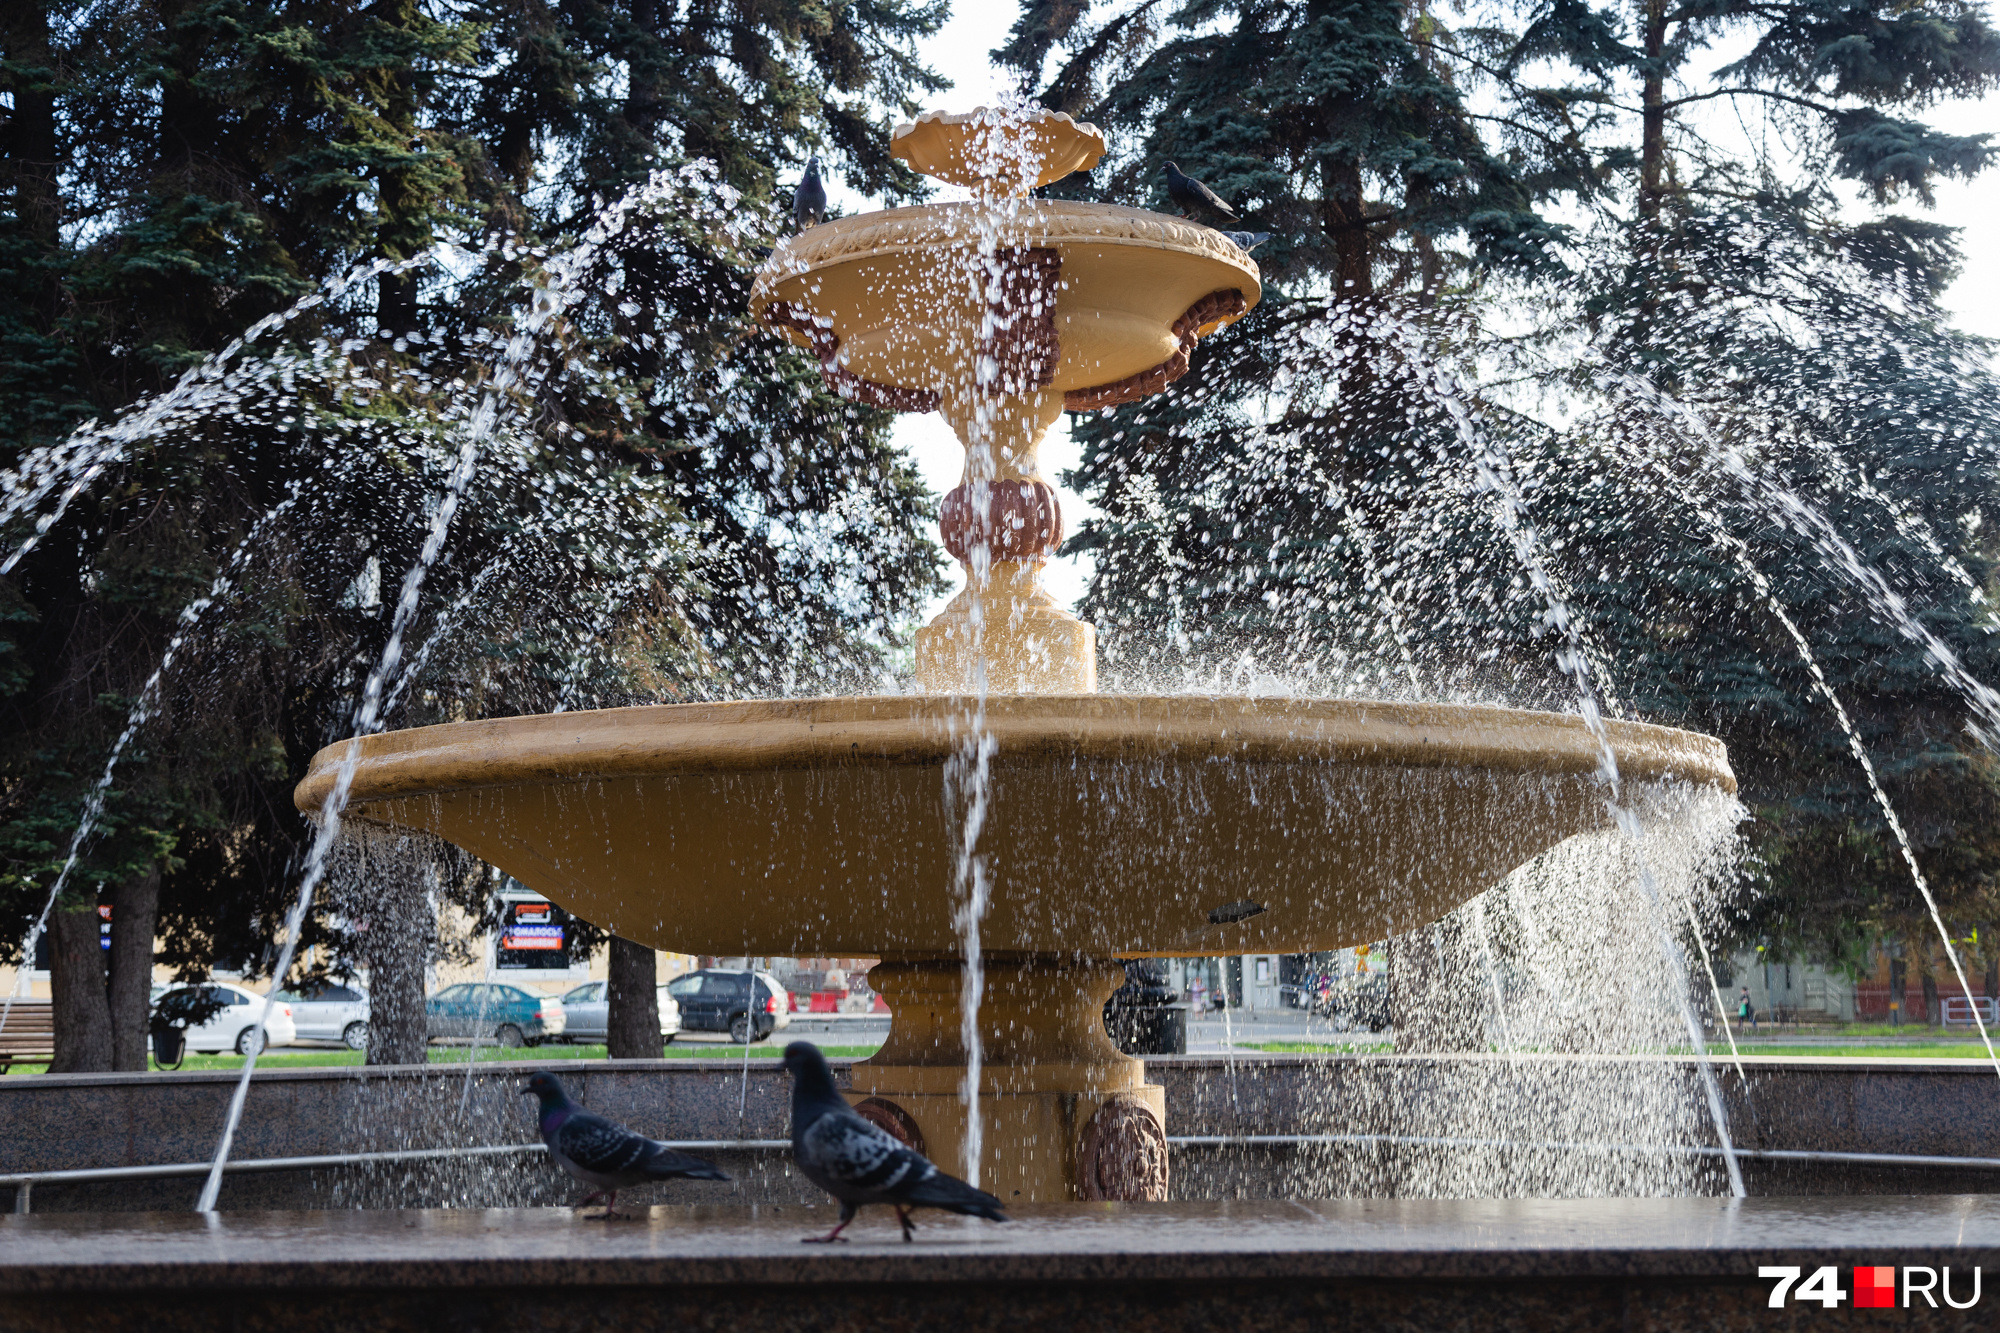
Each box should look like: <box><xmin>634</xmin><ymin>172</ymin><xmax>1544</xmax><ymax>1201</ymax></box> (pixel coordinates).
<box><xmin>890</xmin><ymin>107</ymin><xmax>1107</xmax><ymax>195</ymax></box>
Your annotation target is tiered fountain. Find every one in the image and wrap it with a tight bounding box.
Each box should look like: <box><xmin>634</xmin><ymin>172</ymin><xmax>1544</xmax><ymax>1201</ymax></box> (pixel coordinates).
<box><xmin>295</xmin><ymin>107</ymin><xmax>1735</xmax><ymax>1203</ymax></box>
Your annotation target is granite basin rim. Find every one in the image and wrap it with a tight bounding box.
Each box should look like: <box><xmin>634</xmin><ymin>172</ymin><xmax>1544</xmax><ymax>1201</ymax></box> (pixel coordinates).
<box><xmin>6</xmin><ymin>1198</ymin><xmax>2000</xmax><ymax>1294</ymax></box>
<box><xmin>296</xmin><ymin>694</ymin><xmax>1734</xmax><ymax>809</ymax></box>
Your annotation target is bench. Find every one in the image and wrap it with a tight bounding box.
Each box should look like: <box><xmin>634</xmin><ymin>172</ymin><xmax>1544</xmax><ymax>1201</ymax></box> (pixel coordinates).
<box><xmin>0</xmin><ymin>999</ymin><xmax>54</xmax><ymax>1071</ymax></box>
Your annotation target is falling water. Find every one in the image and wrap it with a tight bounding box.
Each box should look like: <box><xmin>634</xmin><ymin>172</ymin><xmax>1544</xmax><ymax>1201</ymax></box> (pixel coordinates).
<box><xmin>1583</xmin><ymin>380</ymin><xmax>2000</xmax><ymax>1078</ymax></box>
<box><xmin>940</xmin><ymin>100</ymin><xmax>1053</xmax><ymax>1188</ymax></box>
<box><xmin>194</xmin><ymin>169</ymin><xmax>712</xmax><ymax>1210</ymax></box>
<box><xmin>1</xmin><ymin>489</ymin><xmax>303</xmax><ymax>1039</ymax></box>
<box><xmin>1354</xmin><ymin>313</ymin><xmax>1748</xmax><ymax>1195</ymax></box>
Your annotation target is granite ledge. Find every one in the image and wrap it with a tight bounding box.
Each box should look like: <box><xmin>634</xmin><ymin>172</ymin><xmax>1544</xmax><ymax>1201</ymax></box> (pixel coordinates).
<box><xmin>3</xmin><ymin>1197</ymin><xmax>1998</xmax><ymax>1293</ymax></box>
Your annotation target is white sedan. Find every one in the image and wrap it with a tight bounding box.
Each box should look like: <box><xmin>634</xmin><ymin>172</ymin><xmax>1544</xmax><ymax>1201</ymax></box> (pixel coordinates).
<box><xmin>556</xmin><ymin>981</ymin><xmax>682</xmax><ymax>1045</ymax></box>
<box><xmin>272</xmin><ymin>981</ymin><xmax>370</xmax><ymax>1049</ymax></box>
<box><xmin>155</xmin><ymin>983</ymin><xmax>297</xmax><ymax>1055</ymax></box>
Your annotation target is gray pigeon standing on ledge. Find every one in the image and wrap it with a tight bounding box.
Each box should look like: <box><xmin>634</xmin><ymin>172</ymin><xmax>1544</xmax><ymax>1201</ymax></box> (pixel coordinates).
<box><xmin>522</xmin><ymin>1071</ymin><xmax>729</xmax><ymax>1219</ymax></box>
<box><xmin>794</xmin><ymin>156</ymin><xmax>827</xmax><ymax>231</ymax></box>
<box><xmin>1221</xmin><ymin>231</ymin><xmax>1273</xmax><ymax>253</ymax></box>
<box><xmin>783</xmin><ymin>1041</ymin><xmax>1008</xmax><ymax>1243</ymax></box>
<box><xmin>1164</xmin><ymin>162</ymin><xmax>1238</xmax><ymax>222</ymax></box>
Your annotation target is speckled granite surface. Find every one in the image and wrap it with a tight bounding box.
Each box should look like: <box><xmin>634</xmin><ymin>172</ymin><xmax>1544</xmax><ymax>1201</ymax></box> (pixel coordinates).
<box><xmin>3</xmin><ymin>1199</ymin><xmax>1998</xmax><ymax>1332</ymax></box>
<box><xmin>4</xmin><ymin>1196</ymin><xmax>1999</xmax><ymax>1286</ymax></box>
<box><xmin>7</xmin><ymin>1055</ymin><xmax>2000</xmax><ymax>1212</ymax></box>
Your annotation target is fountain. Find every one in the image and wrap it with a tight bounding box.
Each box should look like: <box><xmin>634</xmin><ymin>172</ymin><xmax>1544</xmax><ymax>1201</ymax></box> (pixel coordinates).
<box><xmin>293</xmin><ymin>106</ymin><xmax>1736</xmax><ymax>1203</ymax></box>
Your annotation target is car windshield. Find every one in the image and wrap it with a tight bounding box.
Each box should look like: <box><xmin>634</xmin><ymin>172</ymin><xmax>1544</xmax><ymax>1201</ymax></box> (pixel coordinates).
<box><xmin>667</xmin><ymin>976</ymin><xmax>702</xmax><ymax>996</ymax></box>
<box><xmin>434</xmin><ymin>985</ymin><xmax>469</xmax><ymax>1002</ymax></box>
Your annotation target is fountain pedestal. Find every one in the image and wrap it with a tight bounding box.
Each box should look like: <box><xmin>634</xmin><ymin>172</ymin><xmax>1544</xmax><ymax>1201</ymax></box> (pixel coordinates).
<box><xmin>854</xmin><ymin>957</ymin><xmax>1167</xmax><ymax>1202</ymax></box>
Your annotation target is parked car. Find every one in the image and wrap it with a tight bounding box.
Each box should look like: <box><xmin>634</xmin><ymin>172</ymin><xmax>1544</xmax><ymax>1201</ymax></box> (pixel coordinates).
<box><xmin>152</xmin><ymin>982</ymin><xmax>297</xmax><ymax>1055</ymax></box>
<box><xmin>424</xmin><ymin>983</ymin><xmax>565</xmax><ymax>1046</ymax></box>
<box><xmin>556</xmin><ymin>980</ymin><xmax>682</xmax><ymax>1045</ymax></box>
<box><xmin>663</xmin><ymin>968</ymin><xmax>791</xmax><ymax>1042</ymax></box>
<box><xmin>272</xmin><ymin>981</ymin><xmax>370</xmax><ymax>1050</ymax></box>
<box><xmin>1327</xmin><ymin>974</ymin><xmax>1391</xmax><ymax>1033</ymax></box>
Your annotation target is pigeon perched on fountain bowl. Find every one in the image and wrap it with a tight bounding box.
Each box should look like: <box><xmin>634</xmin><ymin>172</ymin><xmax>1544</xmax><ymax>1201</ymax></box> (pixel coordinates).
<box><xmin>784</xmin><ymin>1041</ymin><xmax>1007</xmax><ymax>1242</ymax></box>
<box><xmin>1164</xmin><ymin>161</ymin><xmax>1238</xmax><ymax>221</ymax></box>
<box><xmin>794</xmin><ymin>155</ymin><xmax>827</xmax><ymax>231</ymax></box>
<box><xmin>521</xmin><ymin>1070</ymin><xmax>729</xmax><ymax>1218</ymax></box>
<box><xmin>1221</xmin><ymin>230</ymin><xmax>1273</xmax><ymax>253</ymax></box>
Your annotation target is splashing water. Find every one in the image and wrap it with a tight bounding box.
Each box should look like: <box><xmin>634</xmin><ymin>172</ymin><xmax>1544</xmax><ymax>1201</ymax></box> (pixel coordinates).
<box><xmin>1</xmin><ymin>489</ymin><xmax>303</xmax><ymax>1038</ymax></box>
<box><xmin>194</xmin><ymin>168</ymin><xmax>722</xmax><ymax>1210</ymax></box>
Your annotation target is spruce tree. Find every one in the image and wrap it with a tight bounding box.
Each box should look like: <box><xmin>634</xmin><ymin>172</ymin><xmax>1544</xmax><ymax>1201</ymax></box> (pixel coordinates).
<box><xmin>1018</xmin><ymin>0</ymin><xmax>2000</xmax><ymax>977</ymax></box>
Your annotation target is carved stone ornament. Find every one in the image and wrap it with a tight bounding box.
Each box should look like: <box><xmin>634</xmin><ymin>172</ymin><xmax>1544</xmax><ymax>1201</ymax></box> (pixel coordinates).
<box><xmin>983</xmin><ymin>246</ymin><xmax>1062</xmax><ymax>394</ymax></box>
<box><xmin>940</xmin><ymin>478</ymin><xmax>1063</xmax><ymax>562</ymax></box>
<box><xmin>1064</xmin><ymin>288</ymin><xmax>1249</xmax><ymax>412</ymax></box>
<box><xmin>761</xmin><ymin>301</ymin><xmax>942</xmax><ymax>414</ymax></box>
<box><xmin>1077</xmin><ymin>1095</ymin><xmax>1169</xmax><ymax>1201</ymax></box>
<box><xmin>853</xmin><ymin>1096</ymin><xmax>927</xmax><ymax>1156</ymax></box>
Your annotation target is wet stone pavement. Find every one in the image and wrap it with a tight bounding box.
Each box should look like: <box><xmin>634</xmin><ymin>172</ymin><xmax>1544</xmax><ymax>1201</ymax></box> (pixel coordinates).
<box><xmin>3</xmin><ymin>1196</ymin><xmax>1999</xmax><ymax>1331</ymax></box>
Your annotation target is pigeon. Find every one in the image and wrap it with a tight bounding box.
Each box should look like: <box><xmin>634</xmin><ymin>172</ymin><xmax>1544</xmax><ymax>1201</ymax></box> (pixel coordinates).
<box><xmin>1164</xmin><ymin>162</ymin><xmax>1238</xmax><ymax>222</ymax></box>
<box><xmin>1220</xmin><ymin>230</ymin><xmax>1273</xmax><ymax>253</ymax></box>
<box><xmin>521</xmin><ymin>1070</ymin><xmax>729</xmax><ymax>1219</ymax></box>
<box><xmin>794</xmin><ymin>156</ymin><xmax>826</xmax><ymax>231</ymax></box>
<box><xmin>782</xmin><ymin>1041</ymin><xmax>1007</xmax><ymax>1243</ymax></box>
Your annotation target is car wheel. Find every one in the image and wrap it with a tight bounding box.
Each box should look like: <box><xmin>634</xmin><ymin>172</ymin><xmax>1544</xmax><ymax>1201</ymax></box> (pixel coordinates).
<box><xmin>342</xmin><ymin>1022</ymin><xmax>369</xmax><ymax>1051</ymax></box>
<box><xmin>234</xmin><ymin>1027</ymin><xmax>267</xmax><ymax>1056</ymax></box>
<box><xmin>728</xmin><ymin>1014</ymin><xmax>751</xmax><ymax>1044</ymax></box>
<box><xmin>524</xmin><ymin>1036</ymin><xmax>543</xmax><ymax>1048</ymax></box>
<box><xmin>496</xmin><ymin>1024</ymin><xmax>525</xmax><ymax>1048</ymax></box>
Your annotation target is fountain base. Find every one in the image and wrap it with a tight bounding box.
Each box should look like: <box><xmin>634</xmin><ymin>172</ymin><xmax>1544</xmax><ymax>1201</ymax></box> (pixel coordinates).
<box><xmin>853</xmin><ymin>956</ymin><xmax>1168</xmax><ymax>1202</ymax></box>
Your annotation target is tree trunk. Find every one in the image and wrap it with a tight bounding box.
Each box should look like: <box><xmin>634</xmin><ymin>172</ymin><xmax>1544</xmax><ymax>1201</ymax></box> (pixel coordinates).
<box><xmin>606</xmin><ymin>936</ymin><xmax>661</xmax><ymax>1058</ymax></box>
<box><xmin>1638</xmin><ymin>0</ymin><xmax>1667</xmax><ymax>221</ymax></box>
<box><xmin>107</xmin><ymin>868</ymin><xmax>160</xmax><ymax>1071</ymax></box>
<box><xmin>1</xmin><ymin>3</ymin><xmax>62</xmax><ymax>329</ymax></box>
<box><xmin>358</xmin><ymin>847</ymin><xmax>435</xmax><ymax>1066</ymax></box>
<box><xmin>1321</xmin><ymin>152</ymin><xmax>1374</xmax><ymax>298</ymax></box>
<box><xmin>1921</xmin><ymin>966</ymin><xmax>1941</xmax><ymax>1028</ymax></box>
<box><xmin>1387</xmin><ymin>922</ymin><xmax>1470</xmax><ymax>1053</ymax></box>
<box><xmin>1</xmin><ymin>4</ymin><xmax>61</xmax><ymax>250</ymax></box>
<box><xmin>368</xmin><ymin>0</ymin><xmax>426</xmax><ymax>335</ymax></box>
<box><xmin>1984</xmin><ymin>951</ymin><xmax>1996</xmax><ymax>1002</ymax></box>
<box><xmin>47</xmin><ymin>900</ymin><xmax>112</xmax><ymax>1072</ymax></box>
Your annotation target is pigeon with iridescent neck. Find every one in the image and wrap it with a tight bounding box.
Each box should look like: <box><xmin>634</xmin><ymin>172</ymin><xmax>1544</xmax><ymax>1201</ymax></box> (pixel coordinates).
<box><xmin>522</xmin><ymin>1071</ymin><xmax>728</xmax><ymax>1219</ymax></box>
<box><xmin>783</xmin><ymin>1041</ymin><xmax>1007</xmax><ymax>1243</ymax></box>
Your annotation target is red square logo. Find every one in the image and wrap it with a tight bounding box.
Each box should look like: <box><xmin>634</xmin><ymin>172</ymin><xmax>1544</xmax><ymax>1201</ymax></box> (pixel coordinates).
<box><xmin>1855</xmin><ymin>1266</ymin><xmax>1896</xmax><ymax>1308</ymax></box>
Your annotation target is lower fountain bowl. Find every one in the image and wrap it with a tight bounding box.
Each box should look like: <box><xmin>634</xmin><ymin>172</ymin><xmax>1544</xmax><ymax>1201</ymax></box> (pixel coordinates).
<box><xmin>295</xmin><ymin>695</ymin><xmax>1733</xmax><ymax>959</ymax></box>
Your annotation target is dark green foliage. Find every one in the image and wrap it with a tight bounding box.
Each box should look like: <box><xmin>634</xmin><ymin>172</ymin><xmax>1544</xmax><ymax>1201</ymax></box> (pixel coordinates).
<box><xmin>1014</xmin><ymin>0</ymin><xmax>1563</xmax><ymax>294</ymax></box>
<box><xmin>0</xmin><ymin>0</ymin><xmax>946</xmax><ymax>1062</ymax></box>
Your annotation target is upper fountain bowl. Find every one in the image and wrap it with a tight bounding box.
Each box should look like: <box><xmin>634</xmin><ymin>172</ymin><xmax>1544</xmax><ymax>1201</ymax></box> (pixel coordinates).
<box><xmin>889</xmin><ymin>107</ymin><xmax>1107</xmax><ymax>194</ymax></box>
<box><xmin>752</xmin><ymin>105</ymin><xmax>1259</xmax><ymax>413</ymax></box>
<box><xmin>295</xmin><ymin>695</ymin><xmax>1734</xmax><ymax>960</ymax></box>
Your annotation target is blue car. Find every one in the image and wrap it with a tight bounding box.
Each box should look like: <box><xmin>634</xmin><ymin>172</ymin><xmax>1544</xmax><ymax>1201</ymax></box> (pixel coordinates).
<box><xmin>425</xmin><ymin>983</ymin><xmax>566</xmax><ymax>1047</ymax></box>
